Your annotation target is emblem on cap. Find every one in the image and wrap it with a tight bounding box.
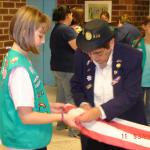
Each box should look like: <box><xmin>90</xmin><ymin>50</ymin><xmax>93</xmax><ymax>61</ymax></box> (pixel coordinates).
<box><xmin>85</xmin><ymin>31</ymin><xmax>92</xmax><ymax>40</ymax></box>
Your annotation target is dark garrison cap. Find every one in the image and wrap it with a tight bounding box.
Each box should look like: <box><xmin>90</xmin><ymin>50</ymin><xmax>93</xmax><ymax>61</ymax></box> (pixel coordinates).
<box><xmin>77</xmin><ymin>19</ymin><xmax>114</xmax><ymax>53</ymax></box>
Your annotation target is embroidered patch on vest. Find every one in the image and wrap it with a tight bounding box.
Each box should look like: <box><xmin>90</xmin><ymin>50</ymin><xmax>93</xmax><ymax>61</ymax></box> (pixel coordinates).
<box><xmin>10</xmin><ymin>57</ymin><xmax>18</xmax><ymax>64</ymax></box>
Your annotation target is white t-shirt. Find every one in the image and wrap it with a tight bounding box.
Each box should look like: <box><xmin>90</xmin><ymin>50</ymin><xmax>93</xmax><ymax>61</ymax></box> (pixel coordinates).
<box><xmin>7</xmin><ymin>67</ymin><xmax>34</xmax><ymax>149</ymax></box>
<box><xmin>8</xmin><ymin>67</ymin><xmax>34</xmax><ymax>109</ymax></box>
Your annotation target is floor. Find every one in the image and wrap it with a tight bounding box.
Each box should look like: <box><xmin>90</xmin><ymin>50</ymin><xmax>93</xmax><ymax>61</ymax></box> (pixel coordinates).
<box><xmin>0</xmin><ymin>86</ymin><xmax>81</xmax><ymax>150</ymax></box>
<box><xmin>45</xmin><ymin>86</ymin><xmax>81</xmax><ymax>150</ymax></box>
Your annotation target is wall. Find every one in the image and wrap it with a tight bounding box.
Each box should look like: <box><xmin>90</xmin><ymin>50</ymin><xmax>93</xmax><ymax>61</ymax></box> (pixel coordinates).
<box><xmin>0</xmin><ymin>0</ymin><xmax>26</xmax><ymax>67</ymax></box>
<box><xmin>57</xmin><ymin>0</ymin><xmax>149</xmax><ymax>26</ymax></box>
<box><xmin>149</xmin><ymin>1</ymin><xmax>150</xmax><ymax>15</ymax></box>
<box><xmin>0</xmin><ymin>0</ymin><xmax>56</xmax><ymax>85</ymax></box>
<box><xmin>26</xmin><ymin>0</ymin><xmax>56</xmax><ymax>85</ymax></box>
<box><xmin>0</xmin><ymin>0</ymin><xmax>150</xmax><ymax>70</ymax></box>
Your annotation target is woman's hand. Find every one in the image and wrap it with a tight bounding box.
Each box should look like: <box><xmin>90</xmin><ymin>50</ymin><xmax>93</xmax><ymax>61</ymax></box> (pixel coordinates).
<box><xmin>80</xmin><ymin>102</ymin><xmax>92</xmax><ymax>111</ymax></box>
<box><xmin>76</xmin><ymin>107</ymin><xmax>101</xmax><ymax>123</ymax></box>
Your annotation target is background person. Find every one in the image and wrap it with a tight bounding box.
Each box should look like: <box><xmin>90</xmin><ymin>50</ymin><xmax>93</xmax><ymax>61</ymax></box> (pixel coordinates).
<box><xmin>100</xmin><ymin>10</ymin><xmax>115</xmax><ymax>32</ymax></box>
<box><xmin>0</xmin><ymin>6</ymin><xmax>77</xmax><ymax>150</ymax></box>
<box><xmin>100</xmin><ymin>10</ymin><xmax>110</xmax><ymax>23</ymax></box>
<box><xmin>70</xmin><ymin>6</ymin><xmax>84</xmax><ymax>34</ymax></box>
<box><xmin>133</xmin><ymin>16</ymin><xmax>150</xmax><ymax>125</ymax></box>
<box><xmin>71</xmin><ymin>19</ymin><xmax>147</xmax><ymax>150</ymax></box>
<box><xmin>115</xmin><ymin>14</ymin><xmax>141</xmax><ymax>45</ymax></box>
<box><xmin>50</xmin><ymin>5</ymin><xmax>78</xmax><ymax>137</ymax></box>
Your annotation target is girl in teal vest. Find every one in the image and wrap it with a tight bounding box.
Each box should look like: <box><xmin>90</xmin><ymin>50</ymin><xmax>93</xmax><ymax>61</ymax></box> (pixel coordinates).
<box><xmin>0</xmin><ymin>6</ymin><xmax>77</xmax><ymax>150</ymax></box>
<box><xmin>133</xmin><ymin>16</ymin><xmax>150</xmax><ymax>125</ymax></box>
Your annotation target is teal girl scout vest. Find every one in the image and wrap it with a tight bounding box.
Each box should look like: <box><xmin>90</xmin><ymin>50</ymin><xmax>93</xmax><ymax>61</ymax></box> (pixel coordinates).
<box><xmin>133</xmin><ymin>38</ymin><xmax>150</xmax><ymax>87</ymax></box>
<box><xmin>0</xmin><ymin>49</ymin><xmax>52</xmax><ymax>149</ymax></box>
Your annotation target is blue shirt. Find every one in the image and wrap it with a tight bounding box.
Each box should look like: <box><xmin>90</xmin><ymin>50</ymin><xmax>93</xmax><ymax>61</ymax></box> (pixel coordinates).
<box><xmin>50</xmin><ymin>23</ymin><xmax>77</xmax><ymax>72</ymax></box>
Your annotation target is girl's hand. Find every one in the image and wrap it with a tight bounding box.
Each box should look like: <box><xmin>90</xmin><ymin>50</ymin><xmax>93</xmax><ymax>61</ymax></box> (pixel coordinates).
<box><xmin>50</xmin><ymin>102</ymin><xmax>64</xmax><ymax>113</ymax></box>
<box><xmin>63</xmin><ymin>113</ymin><xmax>80</xmax><ymax>130</ymax></box>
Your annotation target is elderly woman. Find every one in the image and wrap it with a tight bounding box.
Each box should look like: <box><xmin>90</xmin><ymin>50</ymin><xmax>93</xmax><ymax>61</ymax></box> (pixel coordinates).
<box><xmin>71</xmin><ymin>19</ymin><xmax>147</xmax><ymax>150</ymax></box>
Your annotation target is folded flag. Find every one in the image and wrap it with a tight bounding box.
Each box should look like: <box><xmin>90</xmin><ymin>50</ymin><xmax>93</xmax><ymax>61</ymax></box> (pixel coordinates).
<box><xmin>63</xmin><ymin>104</ymin><xmax>150</xmax><ymax>150</ymax></box>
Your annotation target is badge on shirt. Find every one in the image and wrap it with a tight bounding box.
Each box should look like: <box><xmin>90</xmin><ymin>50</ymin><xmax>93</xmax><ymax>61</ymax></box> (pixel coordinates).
<box><xmin>86</xmin><ymin>75</ymin><xmax>92</xmax><ymax>81</ymax></box>
<box><xmin>116</xmin><ymin>59</ymin><xmax>122</xmax><ymax>63</ymax></box>
<box><xmin>86</xmin><ymin>60</ymin><xmax>91</xmax><ymax>66</ymax></box>
<box><xmin>86</xmin><ymin>84</ymin><xmax>92</xmax><ymax>90</ymax></box>
<box><xmin>87</xmin><ymin>68</ymin><xmax>91</xmax><ymax>72</ymax></box>
<box><xmin>116</xmin><ymin>63</ymin><xmax>121</xmax><ymax>69</ymax></box>
<box><xmin>112</xmin><ymin>76</ymin><xmax>121</xmax><ymax>85</ymax></box>
<box><xmin>114</xmin><ymin>70</ymin><xmax>118</xmax><ymax>75</ymax></box>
